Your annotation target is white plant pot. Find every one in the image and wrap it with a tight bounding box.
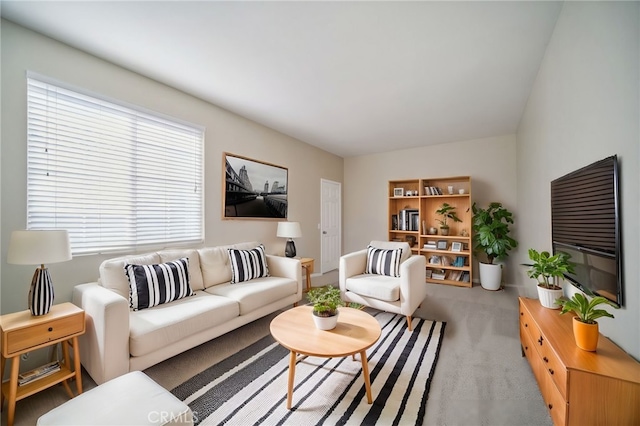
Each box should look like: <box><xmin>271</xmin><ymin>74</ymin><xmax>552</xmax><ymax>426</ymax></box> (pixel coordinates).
<box><xmin>479</xmin><ymin>262</ymin><xmax>502</xmax><ymax>291</ymax></box>
<box><xmin>537</xmin><ymin>285</ymin><xmax>564</xmax><ymax>309</ymax></box>
<box><xmin>313</xmin><ymin>311</ymin><xmax>339</xmax><ymax>330</ymax></box>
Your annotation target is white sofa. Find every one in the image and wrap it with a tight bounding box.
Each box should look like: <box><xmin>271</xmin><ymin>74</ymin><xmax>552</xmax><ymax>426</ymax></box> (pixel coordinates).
<box><xmin>73</xmin><ymin>242</ymin><xmax>302</xmax><ymax>385</ymax></box>
<box><xmin>339</xmin><ymin>241</ymin><xmax>427</xmax><ymax>330</ymax></box>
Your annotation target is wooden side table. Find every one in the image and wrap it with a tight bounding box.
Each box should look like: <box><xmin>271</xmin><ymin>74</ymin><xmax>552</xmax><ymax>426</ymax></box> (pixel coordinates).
<box><xmin>0</xmin><ymin>302</ymin><xmax>85</xmax><ymax>426</ymax></box>
<box><xmin>299</xmin><ymin>257</ymin><xmax>314</xmax><ymax>292</ymax></box>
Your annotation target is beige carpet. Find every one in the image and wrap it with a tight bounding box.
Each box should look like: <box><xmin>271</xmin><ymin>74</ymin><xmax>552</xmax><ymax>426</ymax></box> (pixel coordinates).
<box><xmin>5</xmin><ymin>283</ymin><xmax>552</xmax><ymax>426</ymax></box>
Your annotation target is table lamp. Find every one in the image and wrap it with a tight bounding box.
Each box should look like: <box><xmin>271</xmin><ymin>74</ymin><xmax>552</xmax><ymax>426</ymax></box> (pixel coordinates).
<box><xmin>277</xmin><ymin>222</ymin><xmax>301</xmax><ymax>258</ymax></box>
<box><xmin>7</xmin><ymin>230</ymin><xmax>72</xmax><ymax>316</ymax></box>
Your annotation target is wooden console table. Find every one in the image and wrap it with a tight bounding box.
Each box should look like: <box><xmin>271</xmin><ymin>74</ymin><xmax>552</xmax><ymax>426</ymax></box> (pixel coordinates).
<box><xmin>519</xmin><ymin>297</ymin><xmax>639</xmax><ymax>425</ymax></box>
<box><xmin>0</xmin><ymin>303</ymin><xmax>85</xmax><ymax>426</ymax></box>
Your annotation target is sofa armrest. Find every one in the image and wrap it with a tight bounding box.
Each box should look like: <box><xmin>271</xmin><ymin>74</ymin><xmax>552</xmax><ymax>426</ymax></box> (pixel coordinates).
<box><xmin>266</xmin><ymin>255</ymin><xmax>302</xmax><ymax>301</ymax></box>
<box><xmin>72</xmin><ymin>283</ymin><xmax>130</xmax><ymax>385</ymax></box>
<box><xmin>339</xmin><ymin>249</ymin><xmax>368</xmax><ymax>294</ymax></box>
<box><xmin>399</xmin><ymin>255</ymin><xmax>427</xmax><ymax>315</ymax></box>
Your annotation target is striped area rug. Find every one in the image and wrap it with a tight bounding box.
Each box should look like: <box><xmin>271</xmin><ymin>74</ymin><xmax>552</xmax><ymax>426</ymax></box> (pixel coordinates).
<box><xmin>171</xmin><ymin>311</ymin><xmax>446</xmax><ymax>426</ymax></box>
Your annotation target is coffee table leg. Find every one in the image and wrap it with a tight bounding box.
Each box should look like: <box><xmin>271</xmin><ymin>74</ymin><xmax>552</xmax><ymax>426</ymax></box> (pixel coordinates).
<box><xmin>360</xmin><ymin>350</ymin><xmax>373</xmax><ymax>404</ymax></box>
<box><xmin>287</xmin><ymin>350</ymin><xmax>297</xmax><ymax>409</ymax></box>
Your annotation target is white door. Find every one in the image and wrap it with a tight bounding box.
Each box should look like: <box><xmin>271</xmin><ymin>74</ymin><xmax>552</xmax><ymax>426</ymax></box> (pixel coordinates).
<box><xmin>321</xmin><ymin>179</ymin><xmax>341</xmax><ymax>273</ymax></box>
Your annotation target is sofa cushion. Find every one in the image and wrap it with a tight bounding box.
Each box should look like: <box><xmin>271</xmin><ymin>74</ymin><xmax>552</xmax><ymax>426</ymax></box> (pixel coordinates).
<box><xmin>198</xmin><ymin>241</ymin><xmax>261</xmax><ymax>288</ymax></box>
<box><xmin>100</xmin><ymin>253</ymin><xmax>161</xmax><ymax>300</ymax></box>
<box><xmin>228</xmin><ymin>244</ymin><xmax>269</xmax><ymax>284</ymax></box>
<box><xmin>205</xmin><ymin>276</ymin><xmax>297</xmax><ymax>315</ymax></box>
<box><xmin>125</xmin><ymin>258</ymin><xmax>194</xmax><ymax>311</ymax></box>
<box><xmin>158</xmin><ymin>249</ymin><xmax>204</xmax><ymax>291</ymax></box>
<box><xmin>366</xmin><ymin>246</ymin><xmax>402</xmax><ymax>277</ymax></box>
<box><xmin>129</xmin><ymin>291</ymin><xmax>239</xmax><ymax>357</ymax></box>
<box><xmin>345</xmin><ymin>274</ymin><xmax>401</xmax><ymax>302</ymax></box>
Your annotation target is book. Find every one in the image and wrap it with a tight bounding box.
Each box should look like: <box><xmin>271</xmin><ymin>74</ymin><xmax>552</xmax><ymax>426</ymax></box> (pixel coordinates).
<box><xmin>18</xmin><ymin>361</ymin><xmax>60</xmax><ymax>386</ymax></box>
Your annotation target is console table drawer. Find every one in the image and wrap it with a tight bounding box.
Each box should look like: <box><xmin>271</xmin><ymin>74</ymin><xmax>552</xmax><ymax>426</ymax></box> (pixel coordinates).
<box><xmin>4</xmin><ymin>312</ymin><xmax>84</xmax><ymax>356</ymax></box>
<box><xmin>541</xmin><ymin>369</ymin><xmax>567</xmax><ymax>426</ymax></box>
<box><xmin>536</xmin><ymin>338</ymin><xmax>567</xmax><ymax>399</ymax></box>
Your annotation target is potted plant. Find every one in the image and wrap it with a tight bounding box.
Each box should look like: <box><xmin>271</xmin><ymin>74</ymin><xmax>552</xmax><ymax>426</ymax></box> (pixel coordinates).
<box><xmin>471</xmin><ymin>202</ymin><xmax>517</xmax><ymax>290</ymax></box>
<box><xmin>435</xmin><ymin>203</ymin><xmax>461</xmax><ymax>236</ymax></box>
<box><xmin>556</xmin><ymin>292</ymin><xmax>618</xmax><ymax>351</ymax></box>
<box><xmin>306</xmin><ymin>285</ymin><xmax>345</xmax><ymax>330</ymax></box>
<box><xmin>525</xmin><ymin>249</ymin><xmax>575</xmax><ymax>309</ymax></box>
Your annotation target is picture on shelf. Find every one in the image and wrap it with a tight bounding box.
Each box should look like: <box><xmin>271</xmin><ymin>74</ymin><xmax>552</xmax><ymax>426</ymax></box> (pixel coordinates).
<box><xmin>429</xmin><ymin>255</ymin><xmax>441</xmax><ymax>265</ymax></box>
<box><xmin>451</xmin><ymin>242</ymin><xmax>462</xmax><ymax>252</ymax></box>
<box><xmin>436</xmin><ymin>240</ymin><xmax>448</xmax><ymax>250</ymax></box>
<box><xmin>393</xmin><ymin>188</ymin><xmax>404</xmax><ymax>197</ymax></box>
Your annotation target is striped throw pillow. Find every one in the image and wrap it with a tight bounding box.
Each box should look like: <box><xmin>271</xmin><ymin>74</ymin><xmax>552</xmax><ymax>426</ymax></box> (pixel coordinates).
<box><xmin>366</xmin><ymin>246</ymin><xmax>403</xmax><ymax>277</ymax></box>
<box><xmin>125</xmin><ymin>258</ymin><xmax>194</xmax><ymax>311</ymax></box>
<box><xmin>228</xmin><ymin>244</ymin><xmax>270</xmax><ymax>284</ymax></box>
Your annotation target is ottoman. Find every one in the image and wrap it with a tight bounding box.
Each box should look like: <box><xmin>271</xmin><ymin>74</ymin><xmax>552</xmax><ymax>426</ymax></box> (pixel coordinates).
<box><xmin>37</xmin><ymin>371</ymin><xmax>193</xmax><ymax>425</ymax></box>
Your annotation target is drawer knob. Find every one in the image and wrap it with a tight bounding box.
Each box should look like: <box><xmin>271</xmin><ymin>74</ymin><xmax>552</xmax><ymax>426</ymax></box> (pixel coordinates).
<box><xmin>520</xmin><ymin>312</ymin><xmax>524</xmax><ymax>316</ymax></box>
<box><xmin>524</xmin><ymin>323</ymin><xmax>528</xmax><ymax>328</ymax></box>
<box><xmin>548</xmin><ymin>404</ymin><xmax>553</xmax><ymax>410</ymax></box>
<box><xmin>48</xmin><ymin>327</ymin><xmax>53</xmax><ymax>332</ymax></box>
<box><xmin>543</xmin><ymin>357</ymin><xmax>549</xmax><ymax>363</ymax></box>
<box><xmin>549</xmin><ymin>369</ymin><xmax>554</xmax><ymax>375</ymax></box>
<box><xmin>538</xmin><ymin>336</ymin><xmax>544</xmax><ymax>345</ymax></box>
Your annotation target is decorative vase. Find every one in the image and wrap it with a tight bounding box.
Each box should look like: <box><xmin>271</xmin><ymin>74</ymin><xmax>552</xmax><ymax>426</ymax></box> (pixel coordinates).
<box><xmin>572</xmin><ymin>317</ymin><xmax>599</xmax><ymax>351</ymax></box>
<box><xmin>479</xmin><ymin>262</ymin><xmax>502</xmax><ymax>291</ymax></box>
<box><xmin>29</xmin><ymin>267</ymin><xmax>54</xmax><ymax>316</ymax></box>
<box><xmin>440</xmin><ymin>227</ymin><xmax>449</xmax><ymax>236</ymax></box>
<box><xmin>428</xmin><ymin>227</ymin><xmax>438</xmax><ymax>235</ymax></box>
<box><xmin>312</xmin><ymin>311</ymin><xmax>339</xmax><ymax>330</ymax></box>
<box><xmin>536</xmin><ymin>285</ymin><xmax>563</xmax><ymax>309</ymax></box>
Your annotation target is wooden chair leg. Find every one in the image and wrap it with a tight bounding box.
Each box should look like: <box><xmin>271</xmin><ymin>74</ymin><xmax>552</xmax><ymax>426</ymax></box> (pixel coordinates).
<box><xmin>406</xmin><ymin>315</ymin><xmax>413</xmax><ymax>331</ymax></box>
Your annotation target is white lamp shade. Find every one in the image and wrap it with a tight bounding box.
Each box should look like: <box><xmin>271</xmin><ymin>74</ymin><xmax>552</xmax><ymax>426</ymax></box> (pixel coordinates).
<box><xmin>277</xmin><ymin>222</ymin><xmax>302</xmax><ymax>239</ymax></box>
<box><xmin>7</xmin><ymin>230</ymin><xmax>72</xmax><ymax>265</ymax></box>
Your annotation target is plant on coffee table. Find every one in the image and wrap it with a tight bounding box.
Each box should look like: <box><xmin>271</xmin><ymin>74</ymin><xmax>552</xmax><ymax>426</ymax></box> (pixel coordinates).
<box><xmin>306</xmin><ymin>285</ymin><xmax>345</xmax><ymax>330</ymax></box>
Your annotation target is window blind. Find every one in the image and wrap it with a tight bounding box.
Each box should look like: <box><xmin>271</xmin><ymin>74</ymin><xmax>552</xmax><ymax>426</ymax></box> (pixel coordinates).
<box><xmin>26</xmin><ymin>75</ymin><xmax>204</xmax><ymax>255</ymax></box>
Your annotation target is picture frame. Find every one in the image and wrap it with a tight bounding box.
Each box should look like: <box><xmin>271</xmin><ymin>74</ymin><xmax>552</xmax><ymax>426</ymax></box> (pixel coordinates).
<box><xmin>451</xmin><ymin>242</ymin><xmax>463</xmax><ymax>252</ymax></box>
<box><xmin>393</xmin><ymin>188</ymin><xmax>404</xmax><ymax>197</ymax></box>
<box><xmin>436</xmin><ymin>240</ymin><xmax>448</xmax><ymax>250</ymax></box>
<box><xmin>223</xmin><ymin>153</ymin><xmax>288</xmax><ymax>220</ymax></box>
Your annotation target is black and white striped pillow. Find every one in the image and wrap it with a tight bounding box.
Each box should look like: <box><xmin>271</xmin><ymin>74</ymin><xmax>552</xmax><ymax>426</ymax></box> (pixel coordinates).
<box><xmin>125</xmin><ymin>258</ymin><xmax>194</xmax><ymax>311</ymax></box>
<box><xmin>366</xmin><ymin>245</ymin><xmax>403</xmax><ymax>277</ymax></box>
<box><xmin>228</xmin><ymin>244</ymin><xmax>270</xmax><ymax>284</ymax></box>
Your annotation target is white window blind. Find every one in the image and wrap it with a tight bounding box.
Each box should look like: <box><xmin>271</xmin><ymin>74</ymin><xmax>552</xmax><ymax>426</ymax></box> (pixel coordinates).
<box><xmin>27</xmin><ymin>75</ymin><xmax>204</xmax><ymax>255</ymax></box>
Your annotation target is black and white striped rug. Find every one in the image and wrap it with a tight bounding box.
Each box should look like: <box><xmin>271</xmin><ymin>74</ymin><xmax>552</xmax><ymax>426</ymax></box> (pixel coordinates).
<box><xmin>171</xmin><ymin>312</ymin><xmax>446</xmax><ymax>426</ymax></box>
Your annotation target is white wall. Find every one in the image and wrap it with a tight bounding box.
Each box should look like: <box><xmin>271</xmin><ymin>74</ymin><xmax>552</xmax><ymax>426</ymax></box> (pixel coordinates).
<box><xmin>517</xmin><ymin>2</ymin><xmax>639</xmax><ymax>359</ymax></box>
<box><xmin>0</xmin><ymin>20</ymin><xmax>343</xmax><ymax>315</ymax></box>
<box><xmin>344</xmin><ymin>134</ymin><xmax>520</xmax><ymax>285</ymax></box>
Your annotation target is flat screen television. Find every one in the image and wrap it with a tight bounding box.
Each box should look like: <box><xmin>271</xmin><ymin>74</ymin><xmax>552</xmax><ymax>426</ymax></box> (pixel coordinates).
<box><xmin>550</xmin><ymin>155</ymin><xmax>622</xmax><ymax>307</ymax></box>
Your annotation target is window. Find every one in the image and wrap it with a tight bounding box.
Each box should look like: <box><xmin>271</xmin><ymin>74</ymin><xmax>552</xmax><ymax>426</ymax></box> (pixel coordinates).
<box><xmin>27</xmin><ymin>74</ymin><xmax>204</xmax><ymax>255</ymax></box>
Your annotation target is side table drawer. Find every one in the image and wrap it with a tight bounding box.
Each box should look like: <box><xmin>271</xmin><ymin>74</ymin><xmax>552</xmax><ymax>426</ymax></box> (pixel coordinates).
<box><xmin>5</xmin><ymin>312</ymin><xmax>84</xmax><ymax>356</ymax></box>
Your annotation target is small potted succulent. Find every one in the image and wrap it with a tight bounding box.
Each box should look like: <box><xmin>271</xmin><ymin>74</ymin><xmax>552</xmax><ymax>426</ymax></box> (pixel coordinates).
<box><xmin>556</xmin><ymin>292</ymin><xmax>618</xmax><ymax>351</ymax></box>
<box><xmin>435</xmin><ymin>203</ymin><xmax>462</xmax><ymax>236</ymax></box>
<box><xmin>525</xmin><ymin>249</ymin><xmax>575</xmax><ymax>309</ymax></box>
<box><xmin>306</xmin><ymin>285</ymin><xmax>345</xmax><ymax>330</ymax></box>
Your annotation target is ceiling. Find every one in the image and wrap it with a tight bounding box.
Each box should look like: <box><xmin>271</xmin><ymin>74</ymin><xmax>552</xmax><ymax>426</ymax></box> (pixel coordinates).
<box><xmin>1</xmin><ymin>1</ymin><xmax>563</xmax><ymax>158</ymax></box>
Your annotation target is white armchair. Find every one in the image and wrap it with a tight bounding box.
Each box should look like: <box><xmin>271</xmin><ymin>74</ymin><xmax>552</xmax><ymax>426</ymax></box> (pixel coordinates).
<box><xmin>339</xmin><ymin>241</ymin><xmax>427</xmax><ymax>330</ymax></box>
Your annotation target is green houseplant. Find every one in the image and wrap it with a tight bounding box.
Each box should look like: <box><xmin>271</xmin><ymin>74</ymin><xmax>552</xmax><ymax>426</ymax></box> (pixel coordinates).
<box><xmin>525</xmin><ymin>249</ymin><xmax>575</xmax><ymax>309</ymax></box>
<box><xmin>556</xmin><ymin>292</ymin><xmax>618</xmax><ymax>351</ymax></box>
<box><xmin>471</xmin><ymin>202</ymin><xmax>517</xmax><ymax>290</ymax></box>
<box><xmin>306</xmin><ymin>285</ymin><xmax>345</xmax><ymax>330</ymax></box>
<box><xmin>435</xmin><ymin>203</ymin><xmax>462</xmax><ymax>236</ymax></box>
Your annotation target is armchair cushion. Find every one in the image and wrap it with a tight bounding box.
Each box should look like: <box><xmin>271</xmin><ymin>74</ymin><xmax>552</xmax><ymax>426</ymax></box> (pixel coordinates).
<box><xmin>365</xmin><ymin>246</ymin><xmax>403</xmax><ymax>277</ymax></box>
<box><xmin>345</xmin><ymin>274</ymin><xmax>400</xmax><ymax>302</ymax></box>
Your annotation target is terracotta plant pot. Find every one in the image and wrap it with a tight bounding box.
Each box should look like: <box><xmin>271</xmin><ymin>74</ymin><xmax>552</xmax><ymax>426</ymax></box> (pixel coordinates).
<box><xmin>572</xmin><ymin>317</ymin><xmax>599</xmax><ymax>351</ymax></box>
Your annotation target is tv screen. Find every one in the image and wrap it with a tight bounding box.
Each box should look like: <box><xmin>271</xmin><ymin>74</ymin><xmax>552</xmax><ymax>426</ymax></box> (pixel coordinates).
<box><xmin>550</xmin><ymin>155</ymin><xmax>622</xmax><ymax>307</ymax></box>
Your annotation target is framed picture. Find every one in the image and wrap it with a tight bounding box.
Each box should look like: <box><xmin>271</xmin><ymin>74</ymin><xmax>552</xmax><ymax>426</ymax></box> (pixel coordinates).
<box><xmin>451</xmin><ymin>242</ymin><xmax>463</xmax><ymax>252</ymax></box>
<box><xmin>393</xmin><ymin>188</ymin><xmax>404</xmax><ymax>197</ymax></box>
<box><xmin>223</xmin><ymin>153</ymin><xmax>288</xmax><ymax>220</ymax></box>
<box><xmin>436</xmin><ymin>240</ymin><xmax>448</xmax><ymax>250</ymax></box>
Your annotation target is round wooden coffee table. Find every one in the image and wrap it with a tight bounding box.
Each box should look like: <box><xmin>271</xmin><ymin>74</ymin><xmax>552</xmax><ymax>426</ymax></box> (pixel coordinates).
<box><xmin>270</xmin><ymin>305</ymin><xmax>381</xmax><ymax>409</ymax></box>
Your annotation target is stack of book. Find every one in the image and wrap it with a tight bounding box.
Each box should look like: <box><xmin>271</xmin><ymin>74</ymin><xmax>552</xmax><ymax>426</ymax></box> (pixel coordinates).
<box><xmin>424</xmin><ymin>187</ymin><xmax>443</xmax><ymax>195</ymax></box>
<box><xmin>18</xmin><ymin>361</ymin><xmax>60</xmax><ymax>386</ymax></box>
<box><xmin>423</xmin><ymin>241</ymin><xmax>437</xmax><ymax>250</ymax></box>
<box><xmin>398</xmin><ymin>209</ymin><xmax>419</xmax><ymax>231</ymax></box>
